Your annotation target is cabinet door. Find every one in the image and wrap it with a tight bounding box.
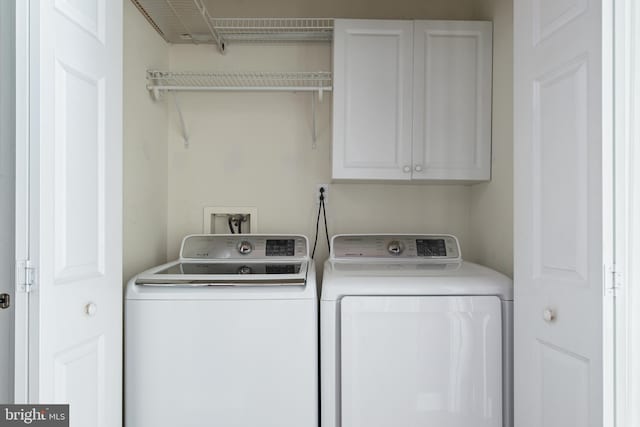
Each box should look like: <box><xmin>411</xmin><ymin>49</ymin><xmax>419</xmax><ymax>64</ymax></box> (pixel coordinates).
<box><xmin>332</xmin><ymin>20</ymin><xmax>413</xmax><ymax>180</ymax></box>
<box><xmin>412</xmin><ymin>21</ymin><xmax>493</xmax><ymax>181</ymax></box>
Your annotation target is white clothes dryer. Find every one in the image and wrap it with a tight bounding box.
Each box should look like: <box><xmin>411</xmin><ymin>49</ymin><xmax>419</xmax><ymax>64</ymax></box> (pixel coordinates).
<box><xmin>126</xmin><ymin>234</ymin><xmax>318</xmax><ymax>427</ymax></box>
<box><xmin>321</xmin><ymin>234</ymin><xmax>513</xmax><ymax>427</ymax></box>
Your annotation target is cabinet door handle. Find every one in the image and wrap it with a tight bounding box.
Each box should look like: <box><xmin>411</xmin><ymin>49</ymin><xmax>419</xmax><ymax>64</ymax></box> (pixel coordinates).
<box><xmin>414</xmin><ymin>165</ymin><xmax>423</xmax><ymax>172</ymax></box>
<box><xmin>403</xmin><ymin>165</ymin><xmax>411</xmax><ymax>173</ymax></box>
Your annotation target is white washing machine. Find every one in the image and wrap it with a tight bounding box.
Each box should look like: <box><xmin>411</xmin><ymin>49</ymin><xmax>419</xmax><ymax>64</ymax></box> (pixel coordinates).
<box><xmin>321</xmin><ymin>234</ymin><xmax>513</xmax><ymax>427</ymax></box>
<box><xmin>126</xmin><ymin>234</ymin><xmax>318</xmax><ymax>427</ymax></box>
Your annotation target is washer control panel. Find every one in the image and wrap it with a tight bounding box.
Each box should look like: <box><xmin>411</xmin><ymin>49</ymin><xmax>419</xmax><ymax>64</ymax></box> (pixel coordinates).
<box><xmin>332</xmin><ymin>235</ymin><xmax>461</xmax><ymax>260</ymax></box>
<box><xmin>180</xmin><ymin>235</ymin><xmax>308</xmax><ymax>259</ymax></box>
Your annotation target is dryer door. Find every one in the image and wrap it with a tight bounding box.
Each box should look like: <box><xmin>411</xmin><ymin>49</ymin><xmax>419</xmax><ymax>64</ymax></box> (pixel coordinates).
<box><xmin>340</xmin><ymin>296</ymin><xmax>502</xmax><ymax>427</ymax></box>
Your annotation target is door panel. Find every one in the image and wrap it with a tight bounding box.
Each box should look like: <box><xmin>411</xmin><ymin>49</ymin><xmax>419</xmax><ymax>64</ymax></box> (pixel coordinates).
<box><xmin>53</xmin><ymin>60</ymin><xmax>105</xmax><ymax>283</ymax></box>
<box><xmin>514</xmin><ymin>0</ymin><xmax>612</xmax><ymax>425</ymax></box>
<box><xmin>332</xmin><ymin>20</ymin><xmax>413</xmax><ymax>180</ymax></box>
<box><xmin>27</xmin><ymin>0</ymin><xmax>122</xmax><ymax>425</ymax></box>
<box><xmin>53</xmin><ymin>337</ymin><xmax>105</xmax><ymax>426</ymax></box>
<box><xmin>0</xmin><ymin>0</ymin><xmax>16</xmax><ymax>405</ymax></box>
<box><xmin>340</xmin><ymin>296</ymin><xmax>502</xmax><ymax>427</ymax></box>
<box><xmin>532</xmin><ymin>58</ymin><xmax>589</xmax><ymax>283</ymax></box>
<box><xmin>539</xmin><ymin>341</ymin><xmax>589</xmax><ymax>426</ymax></box>
<box><xmin>412</xmin><ymin>21</ymin><xmax>492</xmax><ymax>181</ymax></box>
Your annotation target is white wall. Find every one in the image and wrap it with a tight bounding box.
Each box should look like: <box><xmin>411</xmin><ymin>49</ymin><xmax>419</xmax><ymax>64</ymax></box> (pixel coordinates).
<box><xmin>123</xmin><ymin>0</ymin><xmax>170</xmax><ymax>282</ymax></box>
<box><xmin>469</xmin><ymin>0</ymin><xmax>514</xmax><ymax>277</ymax></box>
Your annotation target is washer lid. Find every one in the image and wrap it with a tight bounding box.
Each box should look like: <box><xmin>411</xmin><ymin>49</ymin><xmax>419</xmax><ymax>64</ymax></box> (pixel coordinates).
<box><xmin>127</xmin><ymin>259</ymin><xmax>316</xmax><ymax>300</ymax></box>
<box><xmin>134</xmin><ymin>259</ymin><xmax>308</xmax><ymax>286</ymax></box>
<box><xmin>127</xmin><ymin>234</ymin><xmax>317</xmax><ymax>300</ymax></box>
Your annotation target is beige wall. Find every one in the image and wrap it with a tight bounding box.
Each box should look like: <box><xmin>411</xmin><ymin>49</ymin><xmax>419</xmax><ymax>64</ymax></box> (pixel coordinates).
<box><xmin>469</xmin><ymin>0</ymin><xmax>514</xmax><ymax>277</ymax></box>
<box><xmin>123</xmin><ymin>0</ymin><xmax>515</xmax><ymax>279</ymax></box>
<box><xmin>123</xmin><ymin>0</ymin><xmax>170</xmax><ymax>282</ymax></box>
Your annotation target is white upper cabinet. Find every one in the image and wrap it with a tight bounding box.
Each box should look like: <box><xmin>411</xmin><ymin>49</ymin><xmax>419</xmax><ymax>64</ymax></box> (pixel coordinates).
<box><xmin>332</xmin><ymin>20</ymin><xmax>414</xmax><ymax>180</ymax></box>
<box><xmin>332</xmin><ymin>19</ymin><xmax>493</xmax><ymax>182</ymax></box>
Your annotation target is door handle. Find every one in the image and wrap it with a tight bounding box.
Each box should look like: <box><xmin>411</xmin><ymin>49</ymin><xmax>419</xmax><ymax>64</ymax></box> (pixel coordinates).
<box><xmin>85</xmin><ymin>302</ymin><xmax>97</xmax><ymax>317</ymax></box>
<box><xmin>0</xmin><ymin>293</ymin><xmax>10</xmax><ymax>309</ymax></box>
<box><xmin>543</xmin><ymin>308</ymin><xmax>556</xmax><ymax>323</ymax></box>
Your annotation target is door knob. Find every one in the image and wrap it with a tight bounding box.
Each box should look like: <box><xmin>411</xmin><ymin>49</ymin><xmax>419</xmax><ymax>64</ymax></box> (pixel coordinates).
<box><xmin>414</xmin><ymin>165</ymin><xmax>423</xmax><ymax>172</ymax></box>
<box><xmin>403</xmin><ymin>165</ymin><xmax>411</xmax><ymax>173</ymax></box>
<box><xmin>543</xmin><ymin>308</ymin><xmax>556</xmax><ymax>323</ymax></box>
<box><xmin>85</xmin><ymin>302</ymin><xmax>97</xmax><ymax>317</ymax></box>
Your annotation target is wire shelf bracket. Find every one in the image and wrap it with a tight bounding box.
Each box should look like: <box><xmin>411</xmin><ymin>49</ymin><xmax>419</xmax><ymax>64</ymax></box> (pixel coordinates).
<box><xmin>193</xmin><ymin>0</ymin><xmax>225</xmax><ymax>53</ymax></box>
<box><xmin>172</xmin><ymin>93</ymin><xmax>190</xmax><ymax>147</ymax></box>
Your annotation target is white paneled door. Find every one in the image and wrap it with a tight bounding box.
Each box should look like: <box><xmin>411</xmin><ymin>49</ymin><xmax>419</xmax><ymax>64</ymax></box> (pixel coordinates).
<box><xmin>16</xmin><ymin>0</ymin><xmax>123</xmax><ymax>425</ymax></box>
<box><xmin>514</xmin><ymin>0</ymin><xmax>613</xmax><ymax>426</ymax></box>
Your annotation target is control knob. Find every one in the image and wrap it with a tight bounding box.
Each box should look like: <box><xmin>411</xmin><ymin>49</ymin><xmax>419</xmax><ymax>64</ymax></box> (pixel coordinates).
<box><xmin>387</xmin><ymin>240</ymin><xmax>404</xmax><ymax>255</ymax></box>
<box><xmin>237</xmin><ymin>240</ymin><xmax>253</xmax><ymax>255</ymax></box>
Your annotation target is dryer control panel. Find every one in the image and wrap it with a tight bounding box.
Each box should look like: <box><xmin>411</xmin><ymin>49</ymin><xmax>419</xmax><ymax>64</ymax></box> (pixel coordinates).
<box><xmin>331</xmin><ymin>235</ymin><xmax>461</xmax><ymax>260</ymax></box>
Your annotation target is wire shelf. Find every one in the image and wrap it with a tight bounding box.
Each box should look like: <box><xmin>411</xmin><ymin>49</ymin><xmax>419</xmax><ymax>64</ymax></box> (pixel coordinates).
<box><xmin>131</xmin><ymin>1</ymin><xmax>333</xmax><ymax>49</ymax></box>
<box><xmin>147</xmin><ymin>69</ymin><xmax>332</xmax><ymax>146</ymax></box>
<box><xmin>147</xmin><ymin>70</ymin><xmax>333</xmax><ymax>92</ymax></box>
<box><xmin>212</xmin><ymin>18</ymin><xmax>334</xmax><ymax>42</ymax></box>
<box><xmin>131</xmin><ymin>0</ymin><xmax>223</xmax><ymax>49</ymax></box>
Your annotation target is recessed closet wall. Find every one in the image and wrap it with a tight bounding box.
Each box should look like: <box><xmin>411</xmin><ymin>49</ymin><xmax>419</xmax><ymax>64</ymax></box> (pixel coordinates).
<box><xmin>123</xmin><ymin>0</ymin><xmax>169</xmax><ymax>282</ymax></box>
<box><xmin>469</xmin><ymin>0</ymin><xmax>514</xmax><ymax>277</ymax></box>
<box><xmin>122</xmin><ymin>0</ymin><xmax>514</xmax><ymax>281</ymax></box>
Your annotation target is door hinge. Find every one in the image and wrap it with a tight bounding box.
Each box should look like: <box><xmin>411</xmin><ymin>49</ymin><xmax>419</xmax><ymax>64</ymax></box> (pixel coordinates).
<box><xmin>16</xmin><ymin>260</ymin><xmax>35</xmax><ymax>293</ymax></box>
<box><xmin>605</xmin><ymin>264</ymin><xmax>623</xmax><ymax>296</ymax></box>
